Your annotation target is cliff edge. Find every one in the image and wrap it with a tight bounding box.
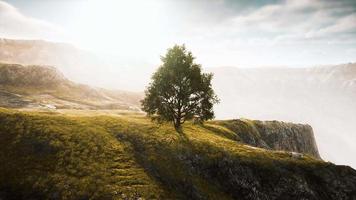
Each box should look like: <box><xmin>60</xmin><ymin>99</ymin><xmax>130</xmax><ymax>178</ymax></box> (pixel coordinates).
<box><xmin>208</xmin><ymin>119</ymin><xmax>321</xmax><ymax>159</ymax></box>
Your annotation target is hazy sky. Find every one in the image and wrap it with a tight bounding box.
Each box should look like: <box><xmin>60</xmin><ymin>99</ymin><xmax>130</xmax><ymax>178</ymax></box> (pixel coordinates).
<box><xmin>1</xmin><ymin>0</ymin><xmax>356</xmax><ymax>67</ymax></box>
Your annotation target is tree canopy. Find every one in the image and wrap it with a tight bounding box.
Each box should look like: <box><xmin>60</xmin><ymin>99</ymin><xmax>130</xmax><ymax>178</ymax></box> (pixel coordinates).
<box><xmin>141</xmin><ymin>45</ymin><xmax>219</xmax><ymax>130</ymax></box>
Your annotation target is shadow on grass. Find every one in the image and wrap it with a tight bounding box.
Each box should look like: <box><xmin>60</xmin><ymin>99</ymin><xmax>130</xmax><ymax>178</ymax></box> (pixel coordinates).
<box><xmin>112</xmin><ymin>123</ymin><xmax>204</xmax><ymax>199</ymax></box>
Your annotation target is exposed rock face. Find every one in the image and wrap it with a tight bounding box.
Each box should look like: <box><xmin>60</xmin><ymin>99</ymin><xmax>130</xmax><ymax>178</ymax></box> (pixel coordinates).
<box><xmin>253</xmin><ymin>120</ymin><xmax>320</xmax><ymax>159</ymax></box>
<box><xmin>188</xmin><ymin>156</ymin><xmax>356</xmax><ymax>200</ymax></box>
<box><xmin>212</xmin><ymin>119</ymin><xmax>321</xmax><ymax>158</ymax></box>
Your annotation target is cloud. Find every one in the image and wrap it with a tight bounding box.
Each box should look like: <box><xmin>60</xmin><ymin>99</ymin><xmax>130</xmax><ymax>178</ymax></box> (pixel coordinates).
<box><xmin>308</xmin><ymin>13</ymin><xmax>356</xmax><ymax>37</ymax></box>
<box><xmin>0</xmin><ymin>1</ymin><xmax>64</xmax><ymax>40</ymax></box>
<box><xmin>168</xmin><ymin>0</ymin><xmax>356</xmax><ymax>67</ymax></box>
<box><xmin>221</xmin><ymin>0</ymin><xmax>356</xmax><ymax>45</ymax></box>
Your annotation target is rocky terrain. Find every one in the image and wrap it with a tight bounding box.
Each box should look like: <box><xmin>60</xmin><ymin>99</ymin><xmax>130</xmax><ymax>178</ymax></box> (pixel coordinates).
<box><xmin>0</xmin><ymin>63</ymin><xmax>142</xmax><ymax>110</ymax></box>
<box><xmin>0</xmin><ymin>108</ymin><xmax>355</xmax><ymax>200</ymax></box>
<box><xmin>210</xmin><ymin>119</ymin><xmax>320</xmax><ymax>158</ymax></box>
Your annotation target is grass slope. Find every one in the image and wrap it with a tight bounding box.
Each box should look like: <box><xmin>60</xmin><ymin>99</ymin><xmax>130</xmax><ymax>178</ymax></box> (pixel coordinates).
<box><xmin>0</xmin><ymin>63</ymin><xmax>142</xmax><ymax>110</ymax></box>
<box><xmin>0</xmin><ymin>108</ymin><xmax>355</xmax><ymax>199</ymax></box>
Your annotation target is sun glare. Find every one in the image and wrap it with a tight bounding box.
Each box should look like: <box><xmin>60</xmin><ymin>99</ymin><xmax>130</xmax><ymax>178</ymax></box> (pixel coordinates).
<box><xmin>71</xmin><ymin>0</ymin><xmax>163</xmax><ymax>56</ymax></box>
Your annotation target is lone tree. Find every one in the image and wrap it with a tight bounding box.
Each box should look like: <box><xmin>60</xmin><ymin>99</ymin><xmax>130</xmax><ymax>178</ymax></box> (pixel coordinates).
<box><xmin>141</xmin><ymin>45</ymin><xmax>219</xmax><ymax>130</ymax></box>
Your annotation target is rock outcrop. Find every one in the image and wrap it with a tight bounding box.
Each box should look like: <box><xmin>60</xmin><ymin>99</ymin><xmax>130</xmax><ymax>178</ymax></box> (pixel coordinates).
<box><xmin>210</xmin><ymin>119</ymin><xmax>321</xmax><ymax>158</ymax></box>
<box><xmin>253</xmin><ymin>120</ymin><xmax>320</xmax><ymax>158</ymax></box>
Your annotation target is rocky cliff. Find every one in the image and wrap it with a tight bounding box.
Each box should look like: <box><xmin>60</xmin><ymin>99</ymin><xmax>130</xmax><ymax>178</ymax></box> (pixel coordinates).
<box><xmin>253</xmin><ymin>120</ymin><xmax>320</xmax><ymax>158</ymax></box>
<box><xmin>208</xmin><ymin>119</ymin><xmax>320</xmax><ymax>159</ymax></box>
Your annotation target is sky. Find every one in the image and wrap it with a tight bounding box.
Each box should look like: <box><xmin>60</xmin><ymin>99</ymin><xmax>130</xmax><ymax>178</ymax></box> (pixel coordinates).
<box><xmin>1</xmin><ymin>0</ymin><xmax>356</xmax><ymax>68</ymax></box>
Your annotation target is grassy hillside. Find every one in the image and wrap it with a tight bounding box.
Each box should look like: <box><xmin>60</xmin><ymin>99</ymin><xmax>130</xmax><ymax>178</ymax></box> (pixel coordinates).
<box><xmin>0</xmin><ymin>63</ymin><xmax>142</xmax><ymax>110</ymax></box>
<box><xmin>0</xmin><ymin>108</ymin><xmax>355</xmax><ymax>200</ymax></box>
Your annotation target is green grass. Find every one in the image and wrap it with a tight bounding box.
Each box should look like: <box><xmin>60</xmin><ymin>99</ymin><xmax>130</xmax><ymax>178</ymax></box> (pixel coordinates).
<box><xmin>0</xmin><ymin>108</ymin><xmax>348</xmax><ymax>199</ymax></box>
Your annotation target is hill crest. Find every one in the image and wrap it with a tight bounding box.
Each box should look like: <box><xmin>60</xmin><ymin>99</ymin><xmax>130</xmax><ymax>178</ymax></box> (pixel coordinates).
<box><xmin>0</xmin><ymin>63</ymin><xmax>142</xmax><ymax>110</ymax></box>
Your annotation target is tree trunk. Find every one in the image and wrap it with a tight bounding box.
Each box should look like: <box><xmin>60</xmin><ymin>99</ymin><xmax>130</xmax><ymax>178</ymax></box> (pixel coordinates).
<box><xmin>174</xmin><ymin>117</ymin><xmax>182</xmax><ymax>132</ymax></box>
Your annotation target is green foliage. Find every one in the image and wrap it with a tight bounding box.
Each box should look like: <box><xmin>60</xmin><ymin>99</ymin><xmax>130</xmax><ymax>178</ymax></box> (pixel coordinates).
<box><xmin>141</xmin><ymin>45</ymin><xmax>219</xmax><ymax>130</ymax></box>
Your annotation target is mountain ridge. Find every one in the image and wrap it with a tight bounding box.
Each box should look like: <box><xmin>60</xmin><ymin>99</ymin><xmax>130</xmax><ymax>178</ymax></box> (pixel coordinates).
<box><xmin>0</xmin><ymin>63</ymin><xmax>142</xmax><ymax>110</ymax></box>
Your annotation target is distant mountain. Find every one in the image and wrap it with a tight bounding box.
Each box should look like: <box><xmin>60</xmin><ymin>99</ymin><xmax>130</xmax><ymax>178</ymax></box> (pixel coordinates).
<box><xmin>0</xmin><ymin>38</ymin><xmax>91</xmax><ymax>66</ymax></box>
<box><xmin>208</xmin><ymin>63</ymin><xmax>356</xmax><ymax>167</ymax></box>
<box><xmin>0</xmin><ymin>63</ymin><xmax>142</xmax><ymax>110</ymax></box>
<box><xmin>0</xmin><ymin>38</ymin><xmax>153</xmax><ymax>91</ymax></box>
